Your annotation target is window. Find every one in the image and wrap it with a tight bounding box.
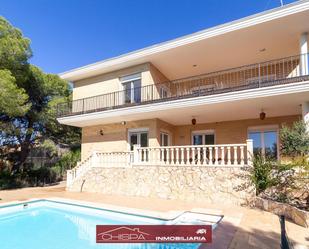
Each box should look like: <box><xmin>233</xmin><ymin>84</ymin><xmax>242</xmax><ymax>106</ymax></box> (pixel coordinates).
<box><xmin>192</xmin><ymin>130</ymin><xmax>215</xmax><ymax>145</ymax></box>
<box><xmin>120</xmin><ymin>73</ymin><xmax>141</xmax><ymax>104</ymax></box>
<box><xmin>248</xmin><ymin>126</ymin><xmax>278</xmax><ymax>160</ymax></box>
<box><xmin>160</xmin><ymin>132</ymin><xmax>170</xmax><ymax>146</ymax></box>
<box><xmin>128</xmin><ymin>128</ymin><xmax>148</xmax><ymax>151</ymax></box>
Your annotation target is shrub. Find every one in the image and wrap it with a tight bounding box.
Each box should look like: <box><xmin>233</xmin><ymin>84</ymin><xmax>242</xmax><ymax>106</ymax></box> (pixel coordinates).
<box><xmin>25</xmin><ymin>167</ymin><xmax>59</xmax><ymax>186</ymax></box>
<box><xmin>0</xmin><ymin>148</ymin><xmax>81</xmax><ymax>189</ymax></box>
<box><xmin>280</xmin><ymin>120</ymin><xmax>309</xmax><ymax>158</ymax></box>
<box><xmin>0</xmin><ymin>168</ymin><xmax>22</xmax><ymax>189</ymax></box>
<box><xmin>251</xmin><ymin>155</ymin><xmax>277</xmax><ymax>194</ymax></box>
<box><xmin>53</xmin><ymin>149</ymin><xmax>81</xmax><ymax>177</ymax></box>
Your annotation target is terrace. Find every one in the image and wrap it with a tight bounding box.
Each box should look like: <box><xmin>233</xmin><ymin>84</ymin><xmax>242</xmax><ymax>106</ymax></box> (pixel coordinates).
<box><xmin>57</xmin><ymin>53</ymin><xmax>309</xmax><ymax>118</ymax></box>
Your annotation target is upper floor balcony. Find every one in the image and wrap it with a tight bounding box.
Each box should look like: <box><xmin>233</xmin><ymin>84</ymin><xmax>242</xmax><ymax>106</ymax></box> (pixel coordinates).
<box><xmin>57</xmin><ymin>53</ymin><xmax>309</xmax><ymax>119</ymax></box>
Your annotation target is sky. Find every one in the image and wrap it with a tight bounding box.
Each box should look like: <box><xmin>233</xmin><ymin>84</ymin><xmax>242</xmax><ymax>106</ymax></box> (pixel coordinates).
<box><xmin>0</xmin><ymin>0</ymin><xmax>298</xmax><ymax>74</ymax></box>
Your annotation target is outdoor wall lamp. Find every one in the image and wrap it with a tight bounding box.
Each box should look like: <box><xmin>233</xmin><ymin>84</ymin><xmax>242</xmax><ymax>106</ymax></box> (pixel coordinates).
<box><xmin>191</xmin><ymin>118</ymin><xmax>197</xmax><ymax>125</ymax></box>
<box><xmin>121</xmin><ymin>121</ymin><xmax>127</xmax><ymax>125</ymax></box>
<box><xmin>259</xmin><ymin>110</ymin><xmax>266</xmax><ymax>120</ymax></box>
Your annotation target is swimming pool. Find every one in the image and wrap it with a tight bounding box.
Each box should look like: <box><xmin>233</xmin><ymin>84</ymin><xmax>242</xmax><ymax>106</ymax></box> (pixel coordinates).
<box><xmin>0</xmin><ymin>199</ymin><xmax>219</xmax><ymax>249</ymax></box>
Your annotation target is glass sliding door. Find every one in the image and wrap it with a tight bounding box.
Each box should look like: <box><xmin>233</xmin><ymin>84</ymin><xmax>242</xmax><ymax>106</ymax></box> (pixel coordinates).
<box><xmin>121</xmin><ymin>73</ymin><xmax>141</xmax><ymax>104</ymax></box>
<box><xmin>123</xmin><ymin>82</ymin><xmax>132</xmax><ymax>104</ymax></box>
<box><xmin>248</xmin><ymin>131</ymin><xmax>262</xmax><ymax>156</ymax></box>
<box><xmin>193</xmin><ymin>135</ymin><xmax>203</xmax><ymax>145</ymax></box>
<box><xmin>129</xmin><ymin>131</ymin><xmax>148</xmax><ymax>162</ymax></box>
<box><xmin>140</xmin><ymin>132</ymin><xmax>148</xmax><ymax>148</ymax></box>
<box><xmin>248</xmin><ymin>126</ymin><xmax>278</xmax><ymax>160</ymax></box>
<box><xmin>133</xmin><ymin>79</ymin><xmax>141</xmax><ymax>103</ymax></box>
<box><xmin>192</xmin><ymin>131</ymin><xmax>215</xmax><ymax>146</ymax></box>
<box><xmin>129</xmin><ymin>133</ymin><xmax>138</xmax><ymax>151</ymax></box>
<box><xmin>192</xmin><ymin>130</ymin><xmax>215</xmax><ymax>163</ymax></box>
<box><xmin>160</xmin><ymin>133</ymin><xmax>169</xmax><ymax>146</ymax></box>
<box><xmin>264</xmin><ymin>131</ymin><xmax>278</xmax><ymax>159</ymax></box>
<box><xmin>129</xmin><ymin>131</ymin><xmax>148</xmax><ymax>151</ymax></box>
<box><xmin>205</xmin><ymin>134</ymin><xmax>215</xmax><ymax>145</ymax></box>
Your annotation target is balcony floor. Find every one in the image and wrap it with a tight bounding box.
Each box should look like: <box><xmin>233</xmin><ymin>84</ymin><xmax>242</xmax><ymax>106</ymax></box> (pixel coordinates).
<box><xmin>58</xmin><ymin>80</ymin><xmax>309</xmax><ymax>127</ymax></box>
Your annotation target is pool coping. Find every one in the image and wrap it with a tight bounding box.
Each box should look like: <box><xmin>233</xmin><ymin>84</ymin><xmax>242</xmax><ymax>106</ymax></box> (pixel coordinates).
<box><xmin>0</xmin><ymin>197</ymin><xmax>224</xmax><ymax>221</ymax></box>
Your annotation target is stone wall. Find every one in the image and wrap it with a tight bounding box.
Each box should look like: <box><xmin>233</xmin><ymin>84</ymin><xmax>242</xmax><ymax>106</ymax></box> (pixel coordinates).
<box><xmin>255</xmin><ymin>197</ymin><xmax>309</xmax><ymax>228</ymax></box>
<box><xmin>68</xmin><ymin>166</ymin><xmax>255</xmax><ymax>205</ymax></box>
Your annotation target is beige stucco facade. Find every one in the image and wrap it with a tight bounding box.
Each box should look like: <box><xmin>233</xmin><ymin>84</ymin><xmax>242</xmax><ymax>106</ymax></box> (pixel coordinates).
<box><xmin>173</xmin><ymin>115</ymin><xmax>300</xmax><ymax>145</ymax></box>
<box><xmin>81</xmin><ymin>118</ymin><xmax>176</xmax><ymax>160</ymax></box>
<box><xmin>72</xmin><ymin>63</ymin><xmax>169</xmax><ymax>101</ymax></box>
<box><xmin>80</xmin><ymin>115</ymin><xmax>300</xmax><ymax>160</ymax></box>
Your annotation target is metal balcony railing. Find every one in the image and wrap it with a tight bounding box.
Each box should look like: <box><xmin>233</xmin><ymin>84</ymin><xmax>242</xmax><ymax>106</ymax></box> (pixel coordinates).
<box><xmin>57</xmin><ymin>53</ymin><xmax>309</xmax><ymax>118</ymax></box>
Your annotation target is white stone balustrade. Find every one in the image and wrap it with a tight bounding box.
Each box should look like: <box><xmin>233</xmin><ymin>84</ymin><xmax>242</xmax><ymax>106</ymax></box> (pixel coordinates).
<box><xmin>66</xmin><ymin>151</ymin><xmax>133</xmax><ymax>188</ymax></box>
<box><xmin>135</xmin><ymin>140</ymin><xmax>253</xmax><ymax>167</ymax></box>
<box><xmin>67</xmin><ymin>140</ymin><xmax>253</xmax><ymax>188</ymax></box>
<box><xmin>96</xmin><ymin>151</ymin><xmax>133</xmax><ymax>167</ymax></box>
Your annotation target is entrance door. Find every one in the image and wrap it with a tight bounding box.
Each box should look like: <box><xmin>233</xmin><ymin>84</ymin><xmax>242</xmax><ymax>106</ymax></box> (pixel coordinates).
<box><xmin>248</xmin><ymin>126</ymin><xmax>278</xmax><ymax>160</ymax></box>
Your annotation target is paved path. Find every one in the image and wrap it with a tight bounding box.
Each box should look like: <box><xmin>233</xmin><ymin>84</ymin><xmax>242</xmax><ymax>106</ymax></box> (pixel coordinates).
<box><xmin>0</xmin><ymin>183</ymin><xmax>308</xmax><ymax>249</ymax></box>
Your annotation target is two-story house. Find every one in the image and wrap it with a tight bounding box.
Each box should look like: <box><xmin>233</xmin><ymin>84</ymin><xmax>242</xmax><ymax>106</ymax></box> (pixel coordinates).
<box><xmin>57</xmin><ymin>1</ymin><xmax>309</xmax><ymax>204</ymax></box>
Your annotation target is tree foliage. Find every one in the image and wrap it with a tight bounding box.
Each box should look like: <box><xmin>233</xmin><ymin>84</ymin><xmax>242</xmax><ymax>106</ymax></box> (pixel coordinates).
<box><xmin>0</xmin><ymin>16</ymin><xmax>80</xmax><ymax>172</ymax></box>
<box><xmin>53</xmin><ymin>149</ymin><xmax>81</xmax><ymax>177</ymax></box>
<box><xmin>0</xmin><ymin>16</ymin><xmax>31</xmax><ymax>76</ymax></box>
<box><xmin>0</xmin><ymin>69</ymin><xmax>30</xmax><ymax>116</ymax></box>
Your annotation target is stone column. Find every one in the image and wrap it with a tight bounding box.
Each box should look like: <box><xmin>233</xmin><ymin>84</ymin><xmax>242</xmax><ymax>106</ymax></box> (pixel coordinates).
<box><xmin>133</xmin><ymin>144</ymin><xmax>140</xmax><ymax>164</ymax></box>
<box><xmin>246</xmin><ymin>139</ymin><xmax>253</xmax><ymax>166</ymax></box>
<box><xmin>302</xmin><ymin>102</ymin><xmax>309</xmax><ymax>132</ymax></box>
<box><xmin>300</xmin><ymin>33</ymin><xmax>308</xmax><ymax>76</ymax></box>
<box><xmin>91</xmin><ymin>151</ymin><xmax>99</xmax><ymax>167</ymax></box>
<box><xmin>66</xmin><ymin>170</ymin><xmax>73</xmax><ymax>188</ymax></box>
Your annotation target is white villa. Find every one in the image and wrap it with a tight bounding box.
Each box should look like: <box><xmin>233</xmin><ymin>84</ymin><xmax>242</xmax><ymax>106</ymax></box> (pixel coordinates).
<box><xmin>57</xmin><ymin>1</ymin><xmax>309</xmax><ymax>205</ymax></box>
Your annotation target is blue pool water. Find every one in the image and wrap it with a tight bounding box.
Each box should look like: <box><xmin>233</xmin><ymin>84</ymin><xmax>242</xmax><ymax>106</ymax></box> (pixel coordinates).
<box><xmin>0</xmin><ymin>200</ymin><xmax>201</xmax><ymax>249</ymax></box>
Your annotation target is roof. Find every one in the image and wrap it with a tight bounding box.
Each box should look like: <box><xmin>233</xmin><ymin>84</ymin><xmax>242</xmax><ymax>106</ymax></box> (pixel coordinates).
<box><xmin>59</xmin><ymin>0</ymin><xmax>309</xmax><ymax>82</ymax></box>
